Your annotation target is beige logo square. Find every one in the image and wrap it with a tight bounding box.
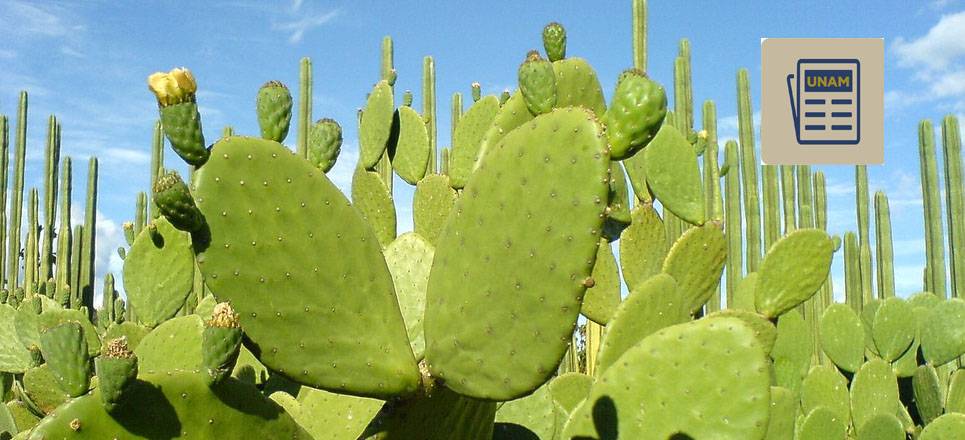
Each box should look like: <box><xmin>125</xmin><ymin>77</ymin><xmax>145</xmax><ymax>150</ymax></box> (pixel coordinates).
<box><xmin>761</xmin><ymin>38</ymin><xmax>883</xmax><ymax>165</ymax></box>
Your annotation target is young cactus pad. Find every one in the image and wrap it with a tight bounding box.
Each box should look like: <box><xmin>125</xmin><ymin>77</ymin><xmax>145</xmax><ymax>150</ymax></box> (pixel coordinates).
<box><xmin>193</xmin><ymin>136</ymin><xmax>419</xmax><ymax>398</ymax></box>
<box><xmin>424</xmin><ymin>107</ymin><xmax>609</xmax><ymax>400</ymax></box>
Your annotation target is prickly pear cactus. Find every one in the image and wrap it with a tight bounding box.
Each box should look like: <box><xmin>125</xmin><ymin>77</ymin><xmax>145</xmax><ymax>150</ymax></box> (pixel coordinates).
<box><xmin>517</xmin><ymin>51</ymin><xmax>557</xmax><ymax>116</ymax></box>
<box><xmin>360</xmin><ymin>80</ymin><xmax>395</xmax><ymax>169</ymax></box>
<box><xmin>424</xmin><ymin>108</ymin><xmax>609</xmax><ymax>400</ymax></box>
<box><xmin>308</xmin><ymin>118</ymin><xmax>343</xmax><ymax>173</ymax></box>
<box><xmin>541</xmin><ymin>22</ymin><xmax>566</xmax><ymax>62</ymax></box>
<box><xmin>255</xmin><ymin>80</ymin><xmax>293</xmax><ymax>143</ymax></box>
<box><xmin>152</xmin><ymin>170</ymin><xmax>203</xmax><ymax>232</ymax></box>
<box><xmin>122</xmin><ymin>217</ymin><xmax>195</xmax><ymax>328</ymax></box>
<box><xmin>194</xmin><ymin>136</ymin><xmax>419</xmax><ymax>398</ymax></box>
<box><xmin>605</xmin><ymin>68</ymin><xmax>667</xmax><ymax>160</ymax></box>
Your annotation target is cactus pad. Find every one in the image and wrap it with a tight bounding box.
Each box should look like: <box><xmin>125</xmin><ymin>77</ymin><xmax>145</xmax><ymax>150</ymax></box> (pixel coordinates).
<box><xmin>152</xmin><ymin>171</ymin><xmax>203</xmax><ymax>232</ymax></box>
<box><xmin>123</xmin><ymin>217</ymin><xmax>195</xmax><ymax>328</ymax></box>
<box><xmin>797</xmin><ymin>407</ymin><xmax>847</xmax><ymax>440</ymax></box>
<box><xmin>22</xmin><ymin>365</ymin><xmax>70</xmax><ymax>414</ymax></box>
<box><xmin>580</xmin><ymin>238</ymin><xmax>620</xmax><ymax>325</ymax></box>
<box><xmin>39</xmin><ymin>322</ymin><xmax>90</xmax><ymax>397</ymax></box>
<box><xmin>352</xmin><ymin>165</ymin><xmax>397</xmax><ymax>248</ymax></box>
<box><xmin>383</xmin><ymin>233</ymin><xmax>434</xmax><ymax>359</ymax></box>
<box><xmin>771</xmin><ymin>310</ymin><xmax>812</xmax><ymax>394</ymax></box>
<box><xmin>603</xmin><ymin>162</ymin><xmax>632</xmax><ymax>239</ymax></box>
<box><xmin>474</xmin><ymin>92</ymin><xmax>534</xmax><ymax>175</ymax></box>
<box><xmin>857</xmin><ymin>414</ymin><xmax>905</xmax><ymax>440</ymax></box>
<box><xmin>450</xmin><ymin>96</ymin><xmax>499</xmax><ymax>189</ymax></box>
<box><xmin>159</xmin><ymin>101</ymin><xmax>209</xmax><ymax>166</ymax></box>
<box><xmin>763</xmin><ymin>387</ymin><xmax>797</xmax><ymax>440</ymax></box>
<box><xmin>644</xmin><ymin>124</ymin><xmax>706</xmax><ymax>225</ymax></box>
<box><xmin>801</xmin><ymin>365</ymin><xmax>851</xmax><ymax>427</ymax></box>
<box><xmin>290</xmin><ymin>386</ymin><xmax>383</xmax><ymax>440</ymax></box>
<box><xmin>595</xmin><ymin>273</ymin><xmax>687</xmax><ymax>376</ymax></box>
<box><xmin>194</xmin><ymin>136</ymin><xmax>419</xmax><ymax>398</ymax></box>
<box><xmin>948</xmin><ymin>369</ymin><xmax>965</xmax><ymax>414</ymax></box>
<box><xmin>362</xmin><ymin>385</ymin><xmax>496</xmax><ymax>440</ymax></box>
<box><xmin>618</xmin><ymin>203</ymin><xmax>667</xmax><ymax>289</ymax></box>
<box><xmin>552</xmin><ymin>58</ymin><xmax>607</xmax><ymax>117</ymax></box>
<box><xmin>424</xmin><ymin>108</ymin><xmax>609</xmax><ymax>400</ymax></box>
<box><xmin>493</xmin><ymin>382</ymin><xmax>558</xmax><ymax>440</ymax></box>
<box><xmin>412</xmin><ymin>174</ymin><xmax>456</xmax><ymax>245</ymax></box>
<box><xmin>605</xmin><ymin>68</ymin><xmax>667</xmax><ymax>160</ymax></box>
<box><xmin>850</xmin><ymin>359</ymin><xmax>900</xmax><ymax>431</ymax></box>
<box><xmin>913</xmin><ymin>364</ymin><xmax>944</xmax><ymax>425</ymax></box>
<box><xmin>518</xmin><ymin>51</ymin><xmax>557</xmax><ymax>116</ymax></box>
<box><xmin>707</xmin><ymin>309</ymin><xmax>777</xmax><ymax>355</ymax></box>
<box><xmin>563</xmin><ymin>318</ymin><xmax>770</xmax><ymax>440</ymax></box>
<box><xmin>919</xmin><ymin>297</ymin><xmax>965</xmax><ymax>366</ymax></box>
<box><xmin>0</xmin><ymin>304</ymin><xmax>33</xmax><ymax>373</ymax></box>
<box><xmin>920</xmin><ymin>413</ymin><xmax>965</xmax><ymax>440</ymax></box>
<box><xmin>872</xmin><ymin>297</ymin><xmax>915</xmax><ymax>362</ymax></box>
<box><xmin>389</xmin><ymin>106</ymin><xmax>430</xmax><ymax>185</ymax></box>
<box><xmin>548</xmin><ymin>372</ymin><xmax>591</xmax><ymax>415</ymax></box>
<box><xmin>662</xmin><ymin>223</ymin><xmax>726</xmax><ymax>314</ymax></box>
<box><xmin>360</xmin><ymin>80</ymin><xmax>395</xmax><ymax>169</ymax></box>
<box><xmin>27</xmin><ymin>371</ymin><xmax>309</xmax><ymax>439</ymax></box>
<box><xmin>542</xmin><ymin>22</ymin><xmax>566</xmax><ymax>62</ymax></box>
<box><xmin>820</xmin><ymin>303</ymin><xmax>865</xmax><ymax>373</ymax></box>
<box><xmin>308</xmin><ymin>118</ymin><xmax>343</xmax><ymax>173</ymax></box>
<box><xmin>134</xmin><ymin>315</ymin><xmax>203</xmax><ymax>373</ymax></box>
<box><xmin>755</xmin><ymin>229</ymin><xmax>833</xmax><ymax>318</ymax></box>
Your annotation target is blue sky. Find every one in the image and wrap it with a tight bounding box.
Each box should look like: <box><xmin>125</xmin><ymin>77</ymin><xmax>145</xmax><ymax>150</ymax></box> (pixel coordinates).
<box><xmin>0</xmin><ymin>0</ymin><xmax>963</xmax><ymax>301</ymax></box>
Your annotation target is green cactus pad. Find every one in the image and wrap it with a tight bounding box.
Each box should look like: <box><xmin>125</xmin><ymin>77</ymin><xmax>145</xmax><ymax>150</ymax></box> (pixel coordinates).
<box><xmin>707</xmin><ymin>309</ymin><xmax>777</xmax><ymax>355</ymax></box>
<box><xmin>797</xmin><ymin>407</ymin><xmax>847</xmax><ymax>440</ymax></box>
<box><xmin>913</xmin><ymin>364</ymin><xmax>944</xmax><ymax>425</ymax></box>
<box><xmin>13</xmin><ymin>305</ymin><xmax>41</xmax><ymax>354</ymax></box>
<box><xmin>95</xmin><ymin>339</ymin><xmax>138</xmax><ymax>414</ymax></box>
<box><xmin>308</xmin><ymin>118</ymin><xmax>343</xmax><ymax>173</ymax></box>
<box><xmin>518</xmin><ymin>52</ymin><xmax>557</xmax><ymax>116</ymax></box>
<box><xmin>548</xmin><ymin>372</ymin><xmax>591</xmax><ymax>415</ymax></box>
<box><xmin>563</xmin><ymin>318</ymin><xmax>770</xmax><ymax>440</ymax></box>
<box><xmin>352</xmin><ymin>165</ymin><xmax>397</xmax><ymax>249</ymax></box>
<box><xmin>552</xmin><ymin>58</ymin><xmax>607</xmax><ymax>117</ymax></box>
<box><xmin>919</xmin><ymin>297</ymin><xmax>965</xmax><ymax>366</ymax></box>
<box><xmin>152</xmin><ymin>171</ymin><xmax>204</xmax><ymax>232</ymax></box>
<box><xmin>159</xmin><ymin>101</ymin><xmax>208</xmax><ymax>167</ymax></box>
<box><xmin>603</xmin><ymin>162</ymin><xmax>632</xmax><ymax>240</ymax></box>
<box><xmin>763</xmin><ymin>387</ymin><xmax>797</xmax><ymax>440</ymax></box>
<box><xmin>891</xmin><ymin>336</ymin><xmax>920</xmax><ymax>378</ymax></box>
<box><xmin>662</xmin><ymin>223</ymin><xmax>726</xmax><ymax>314</ymax></box>
<box><xmin>5</xmin><ymin>401</ymin><xmax>39</xmax><ymax>433</ymax></box>
<box><xmin>820</xmin><ymin>303</ymin><xmax>865</xmax><ymax>373</ymax></box>
<box><xmin>493</xmin><ymin>382</ymin><xmax>557</xmax><ymax>440</ymax></box>
<box><xmin>361</xmin><ymin>385</ymin><xmax>496</xmax><ymax>440</ymax></box>
<box><xmin>194</xmin><ymin>136</ymin><xmax>419</xmax><ymax>398</ymax></box>
<box><xmin>801</xmin><ymin>365</ymin><xmax>851</xmax><ymax>427</ymax></box>
<box><xmin>0</xmin><ymin>402</ymin><xmax>15</xmax><ymax>439</ymax></box>
<box><xmin>872</xmin><ymin>297</ymin><xmax>916</xmax><ymax>361</ymax></box>
<box><xmin>771</xmin><ymin>310</ymin><xmax>812</xmax><ymax>395</ymax></box>
<box><xmin>858</xmin><ymin>413</ymin><xmax>905</xmax><ymax>440</ymax></box>
<box><xmin>123</xmin><ymin>217</ymin><xmax>195</xmax><ymax>328</ymax></box>
<box><xmin>542</xmin><ymin>22</ymin><xmax>566</xmax><ymax>62</ymax></box>
<box><xmin>194</xmin><ymin>294</ymin><xmax>217</xmax><ymax>319</ymax></box>
<box><xmin>291</xmin><ymin>386</ymin><xmax>383</xmax><ymax>440</ymax></box>
<box><xmin>384</xmin><ymin>233</ymin><xmax>434</xmax><ymax>359</ymax></box>
<box><xmin>22</xmin><ymin>365</ymin><xmax>70</xmax><ymax>414</ymax></box>
<box><xmin>644</xmin><ymin>124</ymin><xmax>705</xmax><ymax>225</ymax></box>
<box><xmin>389</xmin><ymin>106</ymin><xmax>430</xmax><ymax>185</ymax></box>
<box><xmin>103</xmin><ymin>322</ymin><xmax>150</xmax><ymax>351</ymax></box>
<box><xmin>618</xmin><ymin>204</ymin><xmax>667</xmax><ymax>290</ymax></box>
<box><xmin>622</xmin><ymin>146</ymin><xmax>649</xmax><ymax>201</ymax></box>
<box><xmin>134</xmin><ymin>315</ymin><xmax>203</xmax><ymax>373</ymax></box>
<box><xmin>730</xmin><ymin>272</ymin><xmax>759</xmax><ymax>311</ymax></box>
<box><xmin>605</xmin><ymin>69</ymin><xmax>667</xmax><ymax>160</ymax></box>
<box><xmin>755</xmin><ymin>229</ymin><xmax>833</xmax><ymax>318</ymax></box>
<box><xmin>595</xmin><ymin>274</ymin><xmax>686</xmax><ymax>376</ymax></box>
<box><xmin>474</xmin><ymin>92</ymin><xmax>534</xmax><ymax>176</ymax></box>
<box><xmin>202</xmin><ymin>308</ymin><xmax>243</xmax><ymax>383</ymax></box>
<box><xmin>948</xmin><ymin>369</ymin><xmax>965</xmax><ymax>414</ymax></box>
<box><xmin>0</xmin><ymin>304</ymin><xmax>33</xmax><ymax>373</ymax></box>
<box><xmin>39</xmin><ymin>322</ymin><xmax>90</xmax><ymax>397</ymax></box>
<box><xmin>920</xmin><ymin>413</ymin><xmax>965</xmax><ymax>440</ymax></box>
<box><xmin>27</xmin><ymin>370</ymin><xmax>309</xmax><ymax>439</ymax></box>
<box><xmin>36</xmin><ymin>308</ymin><xmax>101</xmax><ymax>357</ymax></box>
<box><xmin>360</xmin><ymin>80</ymin><xmax>395</xmax><ymax>169</ymax></box>
<box><xmin>449</xmin><ymin>96</ymin><xmax>499</xmax><ymax>189</ymax></box>
<box><xmin>412</xmin><ymin>174</ymin><xmax>457</xmax><ymax>245</ymax></box>
<box><xmin>850</xmin><ymin>359</ymin><xmax>900</xmax><ymax>431</ymax></box>
<box><xmin>424</xmin><ymin>108</ymin><xmax>608</xmax><ymax>400</ymax></box>
<box><xmin>231</xmin><ymin>345</ymin><xmax>269</xmax><ymax>386</ymax></box>
<box><xmin>255</xmin><ymin>80</ymin><xmax>293</xmax><ymax>143</ymax></box>
<box><xmin>861</xmin><ymin>299</ymin><xmax>881</xmax><ymax>357</ymax></box>
<box><xmin>581</xmin><ymin>238</ymin><xmax>620</xmax><ymax>325</ymax></box>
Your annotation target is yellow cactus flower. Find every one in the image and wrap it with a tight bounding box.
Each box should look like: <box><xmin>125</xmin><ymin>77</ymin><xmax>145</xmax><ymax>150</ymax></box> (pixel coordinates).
<box><xmin>147</xmin><ymin>67</ymin><xmax>197</xmax><ymax>107</ymax></box>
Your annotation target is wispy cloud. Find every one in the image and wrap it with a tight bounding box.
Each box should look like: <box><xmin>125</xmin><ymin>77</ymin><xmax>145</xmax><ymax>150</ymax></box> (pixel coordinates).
<box><xmin>890</xmin><ymin>11</ymin><xmax>965</xmax><ymax>113</ymax></box>
<box><xmin>716</xmin><ymin>111</ymin><xmax>760</xmax><ymax>143</ymax></box>
<box><xmin>273</xmin><ymin>9</ymin><xmax>340</xmax><ymax>44</ymax></box>
<box><xmin>0</xmin><ymin>1</ymin><xmax>84</xmax><ymax>39</ymax></box>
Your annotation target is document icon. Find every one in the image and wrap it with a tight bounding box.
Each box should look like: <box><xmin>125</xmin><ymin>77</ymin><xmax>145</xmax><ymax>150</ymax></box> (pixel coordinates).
<box><xmin>785</xmin><ymin>59</ymin><xmax>860</xmax><ymax>145</ymax></box>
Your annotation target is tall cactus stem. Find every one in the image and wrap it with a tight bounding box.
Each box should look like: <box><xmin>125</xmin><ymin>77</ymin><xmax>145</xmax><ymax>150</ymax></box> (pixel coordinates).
<box><xmin>632</xmin><ymin>0</ymin><xmax>647</xmax><ymax>72</ymax></box>
<box><xmin>70</xmin><ymin>225</ymin><xmax>83</xmax><ymax>309</ymax></box>
<box><xmin>779</xmin><ymin>165</ymin><xmax>796</xmax><ymax>235</ymax></box>
<box><xmin>150</xmin><ymin>120</ymin><xmax>163</xmax><ymax>219</ymax></box>
<box><xmin>737</xmin><ymin>69</ymin><xmax>761</xmax><ymax>272</ymax></box>
<box><xmin>423</xmin><ymin>56</ymin><xmax>437</xmax><ymax>175</ymax></box>
<box><xmin>381</xmin><ymin>36</ymin><xmax>394</xmax><ymax>84</ymax></box>
<box><xmin>702</xmin><ymin>101</ymin><xmax>723</xmax><ymax>223</ymax></box>
<box><xmin>874</xmin><ymin>191</ymin><xmax>895</xmax><ymax>299</ymax></box>
<box><xmin>844</xmin><ymin>231</ymin><xmax>861</xmax><ymax>312</ymax></box>
<box><xmin>101</xmin><ymin>273</ymin><xmax>116</xmax><ymax>323</ymax></box>
<box><xmin>7</xmin><ymin>92</ymin><xmax>27</xmax><ymax>291</ymax></box>
<box><xmin>723</xmin><ymin>140</ymin><xmax>743</xmax><ymax>305</ymax></box>
<box><xmin>919</xmin><ymin>120</ymin><xmax>947</xmax><ymax>297</ymax></box>
<box><xmin>450</xmin><ymin>92</ymin><xmax>462</xmax><ymax>171</ymax></box>
<box><xmin>24</xmin><ymin>189</ymin><xmax>37</xmax><ymax>295</ymax></box>
<box><xmin>134</xmin><ymin>192</ymin><xmax>146</xmax><ymax>236</ymax></box>
<box><xmin>0</xmin><ymin>115</ymin><xmax>8</xmax><ymax>289</ymax></box>
<box><xmin>81</xmin><ymin>158</ymin><xmax>98</xmax><ymax>318</ymax></box>
<box><xmin>941</xmin><ymin>115</ymin><xmax>964</xmax><ymax>298</ymax></box>
<box><xmin>55</xmin><ymin>157</ymin><xmax>72</xmax><ymax>294</ymax></box>
<box><xmin>855</xmin><ymin>165</ymin><xmax>874</xmax><ymax>301</ymax></box>
<box><xmin>41</xmin><ymin>115</ymin><xmax>60</xmax><ymax>281</ymax></box>
<box><xmin>762</xmin><ymin>165</ymin><xmax>779</xmax><ymax>251</ymax></box>
<box><xmin>297</xmin><ymin>57</ymin><xmax>312</xmax><ymax>159</ymax></box>
<box><xmin>813</xmin><ymin>171</ymin><xmax>832</xmax><ymax>307</ymax></box>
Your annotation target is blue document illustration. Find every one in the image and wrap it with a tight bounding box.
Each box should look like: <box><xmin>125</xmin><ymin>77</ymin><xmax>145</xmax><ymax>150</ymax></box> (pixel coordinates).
<box><xmin>786</xmin><ymin>59</ymin><xmax>860</xmax><ymax>144</ymax></box>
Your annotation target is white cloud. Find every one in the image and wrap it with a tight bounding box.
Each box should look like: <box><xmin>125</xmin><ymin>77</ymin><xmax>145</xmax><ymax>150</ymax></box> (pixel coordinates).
<box><xmin>59</xmin><ymin>46</ymin><xmax>84</xmax><ymax>58</ymax></box>
<box><xmin>715</xmin><ymin>111</ymin><xmax>760</xmax><ymax>144</ymax></box>
<box><xmin>273</xmin><ymin>9</ymin><xmax>340</xmax><ymax>44</ymax></box>
<box><xmin>890</xmin><ymin>11</ymin><xmax>965</xmax><ymax>113</ymax></box>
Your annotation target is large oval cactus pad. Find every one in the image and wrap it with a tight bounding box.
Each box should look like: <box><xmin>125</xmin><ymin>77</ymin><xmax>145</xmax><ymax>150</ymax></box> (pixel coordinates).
<box><xmin>360</xmin><ymin>81</ymin><xmax>395</xmax><ymax>169</ymax></box>
<box><xmin>122</xmin><ymin>217</ymin><xmax>195</xmax><ymax>328</ymax></box>
<box><xmin>194</xmin><ymin>136</ymin><xmax>419</xmax><ymax>398</ymax></box>
<box><xmin>424</xmin><ymin>108</ymin><xmax>609</xmax><ymax>400</ymax></box>
<box><xmin>450</xmin><ymin>96</ymin><xmax>499</xmax><ymax>189</ymax></box>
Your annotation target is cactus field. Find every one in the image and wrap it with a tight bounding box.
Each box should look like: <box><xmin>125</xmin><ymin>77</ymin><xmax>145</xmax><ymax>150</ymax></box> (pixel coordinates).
<box><xmin>0</xmin><ymin>0</ymin><xmax>963</xmax><ymax>439</ymax></box>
